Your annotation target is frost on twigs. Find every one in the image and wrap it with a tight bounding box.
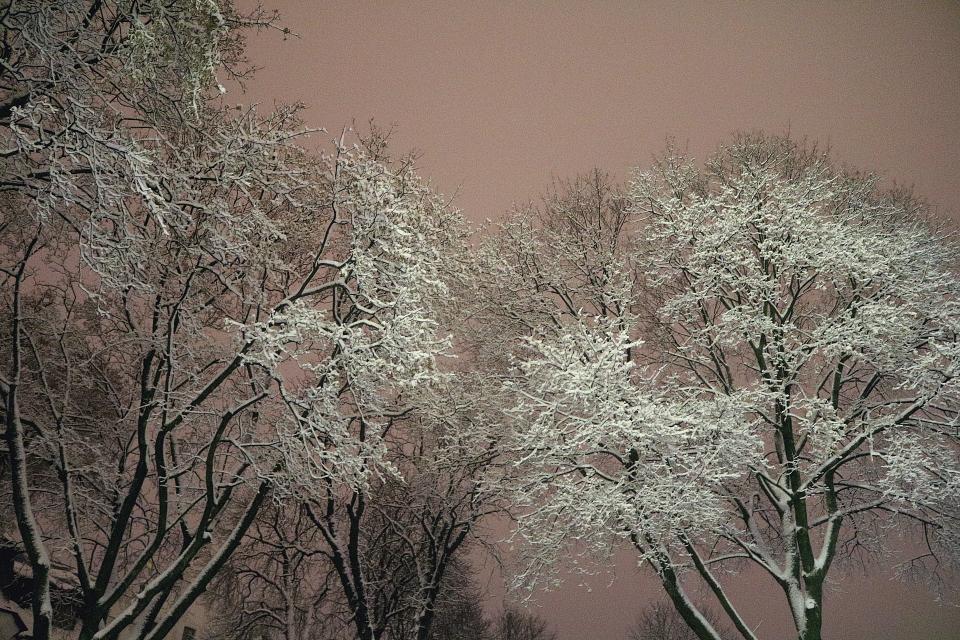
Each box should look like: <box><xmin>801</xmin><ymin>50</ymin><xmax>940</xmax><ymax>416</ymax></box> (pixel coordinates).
<box><xmin>229</xmin><ymin>147</ymin><xmax>460</xmax><ymax>498</ymax></box>
<box><xmin>505</xmin><ymin>319</ymin><xmax>762</xmax><ymax>590</ymax></box>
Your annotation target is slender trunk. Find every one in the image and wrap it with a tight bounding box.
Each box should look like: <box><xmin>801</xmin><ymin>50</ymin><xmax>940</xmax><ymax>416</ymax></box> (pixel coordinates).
<box><xmin>4</xmin><ymin>235</ymin><xmax>52</xmax><ymax>640</ymax></box>
<box><xmin>657</xmin><ymin>564</ymin><xmax>723</xmax><ymax>640</ymax></box>
<box><xmin>5</xmin><ymin>404</ymin><xmax>54</xmax><ymax>640</ymax></box>
<box><xmin>638</xmin><ymin>541</ymin><xmax>721</xmax><ymax>640</ymax></box>
<box><xmin>681</xmin><ymin>537</ymin><xmax>759</xmax><ymax>640</ymax></box>
<box><xmin>345</xmin><ymin>496</ymin><xmax>378</xmax><ymax>640</ymax></box>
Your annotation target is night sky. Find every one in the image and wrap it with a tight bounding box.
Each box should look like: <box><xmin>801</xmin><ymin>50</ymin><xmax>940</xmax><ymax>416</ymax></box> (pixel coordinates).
<box><xmin>239</xmin><ymin>2</ymin><xmax>960</xmax><ymax>638</ymax></box>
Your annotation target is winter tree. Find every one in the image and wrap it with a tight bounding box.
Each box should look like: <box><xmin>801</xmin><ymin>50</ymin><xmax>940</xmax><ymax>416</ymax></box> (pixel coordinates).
<box><xmin>426</xmin><ymin>560</ymin><xmax>493</xmax><ymax>640</ymax></box>
<box><xmin>290</xmin><ymin>369</ymin><xmax>507</xmax><ymax>640</ymax></box>
<box><xmin>491</xmin><ymin>607</ymin><xmax>557</xmax><ymax>640</ymax></box>
<box><xmin>205</xmin><ymin>502</ymin><xmax>337</xmax><ymax>640</ymax></box>
<box><xmin>0</xmin><ymin>3</ymin><xmax>466</xmax><ymax>640</ymax></box>
<box><xmin>485</xmin><ymin>138</ymin><xmax>960</xmax><ymax>640</ymax></box>
<box><xmin>203</xmin><ymin>380</ymin><xmax>505</xmax><ymax>640</ymax></box>
<box><xmin>627</xmin><ymin>603</ymin><xmax>733</xmax><ymax>640</ymax></box>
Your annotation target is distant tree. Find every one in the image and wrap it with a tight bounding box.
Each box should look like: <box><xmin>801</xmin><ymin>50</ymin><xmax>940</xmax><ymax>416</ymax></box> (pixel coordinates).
<box><xmin>205</xmin><ymin>502</ymin><xmax>336</xmax><ymax>640</ymax></box>
<box><xmin>427</xmin><ymin>561</ymin><xmax>492</xmax><ymax>640</ymax></box>
<box><xmin>483</xmin><ymin>137</ymin><xmax>960</xmax><ymax>640</ymax></box>
<box><xmin>491</xmin><ymin>607</ymin><xmax>557</xmax><ymax>640</ymax></box>
<box><xmin>628</xmin><ymin>603</ymin><xmax>733</xmax><ymax>640</ymax></box>
<box><xmin>295</xmin><ymin>371</ymin><xmax>506</xmax><ymax>640</ymax></box>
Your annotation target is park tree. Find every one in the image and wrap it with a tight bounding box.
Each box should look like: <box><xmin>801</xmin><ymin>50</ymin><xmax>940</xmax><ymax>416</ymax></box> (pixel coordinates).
<box><xmin>0</xmin><ymin>3</ymin><xmax>466</xmax><ymax>640</ymax></box>
<box><xmin>488</xmin><ymin>137</ymin><xmax>960</xmax><ymax>640</ymax></box>
<box><xmin>290</xmin><ymin>370</ymin><xmax>506</xmax><ymax>640</ymax></box>
<box><xmin>490</xmin><ymin>607</ymin><xmax>557</xmax><ymax>640</ymax></box>
<box><xmin>205</xmin><ymin>501</ymin><xmax>337</xmax><ymax>640</ymax></box>
<box><xmin>627</xmin><ymin>603</ymin><xmax>733</xmax><ymax>640</ymax></box>
<box><xmin>426</xmin><ymin>559</ymin><xmax>493</xmax><ymax>640</ymax></box>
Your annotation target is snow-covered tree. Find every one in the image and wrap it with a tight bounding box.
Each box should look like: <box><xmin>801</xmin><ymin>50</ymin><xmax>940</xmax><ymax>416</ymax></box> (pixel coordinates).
<box><xmin>291</xmin><ymin>368</ymin><xmax>507</xmax><ymax>640</ymax></box>
<box><xmin>426</xmin><ymin>559</ymin><xmax>492</xmax><ymax>640</ymax></box>
<box><xmin>488</xmin><ymin>140</ymin><xmax>960</xmax><ymax>640</ymax></box>
<box><xmin>627</xmin><ymin>602</ymin><xmax>733</xmax><ymax>640</ymax></box>
<box><xmin>0</xmin><ymin>130</ymin><xmax>464</xmax><ymax>640</ymax></box>
<box><xmin>491</xmin><ymin>607</ymin><xmax>557</xmax><ymax>640</ymax></box>
<box><xmin>205</xmin><ymin>501</ymin><xmax>338</xmax><ymax>640</ymax></box>
<box><xmin>0</xmin><ymin>4</ymin><xmax>466</xmax><ymax>640</ymax></box>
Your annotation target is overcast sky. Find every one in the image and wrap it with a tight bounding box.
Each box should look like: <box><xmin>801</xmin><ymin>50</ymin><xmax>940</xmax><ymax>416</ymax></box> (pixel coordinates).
<box><xmin>240</xmin><ymin>2</ymin><xmax>960</xmax><ymax>638</ymax></box>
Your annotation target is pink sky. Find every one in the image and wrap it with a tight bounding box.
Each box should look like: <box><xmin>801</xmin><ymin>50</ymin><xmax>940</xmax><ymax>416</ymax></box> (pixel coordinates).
<box><xmin>240</xmin><ymin>2</ymin><xmax>960</xmax><ymax>638</ymax></box>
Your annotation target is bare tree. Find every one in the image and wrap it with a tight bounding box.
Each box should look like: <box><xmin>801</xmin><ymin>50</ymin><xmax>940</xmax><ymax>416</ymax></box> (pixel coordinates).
<box><xmin>427</xmin><ymin>559</ymin><xmax>492</xmax><ymax>640</ymax></box>
<box><xmin>298</xmin><ymin>375</ymin><xmax>506</xmax><ymax>640</ymax></box>
<box><xmin>205</xmin><ymin>502</ymin><xmax>336</xmax><ymax>640</ymax></box>
<box><xmin>491</xmin><ymin>607</ymin><xmax>557</xmax><ymax>640</ymax></box>
<box><xmin>628</xmin><ymin>603</ymin><xmax>733</xmax><ymax>640</ymax></box>
<box><xmin>204</xmin><ymin>383</ymin><xmax>505</xmax><ymax>640</ymax></box>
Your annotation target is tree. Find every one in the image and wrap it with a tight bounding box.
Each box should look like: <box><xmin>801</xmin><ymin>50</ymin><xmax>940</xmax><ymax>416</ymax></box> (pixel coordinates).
<box><xmin>426</xmin><ymin>559</ymin><xmax>492</xmax><ymax>640</ymax></box>
<box><xmin>0</xmin><ymin>129</ymin><xmax>463</xmax><ymax>640</ymax></box>
<box><xmin>1</xmin><ymin>3</ymin><xmax>284</xmax><ymax>638</ymax></box>
<box><xmin>491</xmin><ymin>607</ymin><xmax>557</xmax><ymax>640</ymax></box>
<box><xmin>487</xmin><ymin>137</ymin><xmax>960</xmax><ymax>640</ymax></box>
<box><xmin>205</xmin><ymin>502</ymin><xmax>337</xmax><ymax>640</ymax></box>
<box><xmin>206</xmin><ymin>380</ymin><xmax>504</xmax><ymax>640</ymax></box>
<box><xmin>627</xmin><ymin>603</ymin><xmax>733</xmax><ymax>640</ymax></box>
<box><xmin>1</xmin><ymin>4</ymin><xmax>465</xmax><ymax>640</ymax></box>
<box><xmin>294</xmin><ymin>372</ymin><xmax>506</xmax><ymax>640</ymax></box>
